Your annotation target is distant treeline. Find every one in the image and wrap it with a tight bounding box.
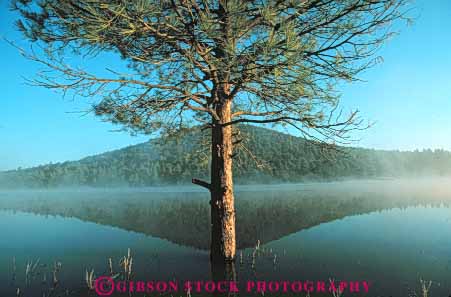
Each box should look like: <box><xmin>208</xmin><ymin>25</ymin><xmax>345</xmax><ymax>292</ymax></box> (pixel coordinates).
<box><xmin>1</xmin><ymin>125</ymin><xmax>451</xmax><ymax>188</ymax></box>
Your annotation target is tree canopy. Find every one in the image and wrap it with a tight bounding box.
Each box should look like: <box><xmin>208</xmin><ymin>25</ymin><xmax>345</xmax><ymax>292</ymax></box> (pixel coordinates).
<box><xmin>12</xmin><ymin>0</ymin><xmax>409</xmax><ymax>142</ymax></box>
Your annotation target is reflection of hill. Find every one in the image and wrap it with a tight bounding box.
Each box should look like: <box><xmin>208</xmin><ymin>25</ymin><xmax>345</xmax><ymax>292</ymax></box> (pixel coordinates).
<box><xmin>1</xmin><ymin>180</ymin><xmax>450</xmax><ymax>249</ymax></box>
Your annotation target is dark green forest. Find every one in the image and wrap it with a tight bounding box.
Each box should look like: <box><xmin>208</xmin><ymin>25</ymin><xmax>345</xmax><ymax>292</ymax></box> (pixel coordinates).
<box><xmin>1</xmin><ymin>125</ymin><xmax>451</xmax><ymax>188</ymax></box>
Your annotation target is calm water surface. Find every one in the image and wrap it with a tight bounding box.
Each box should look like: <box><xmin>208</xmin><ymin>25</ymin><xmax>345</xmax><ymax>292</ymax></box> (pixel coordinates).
<box><xmin>0</xmin><ymin>180</ymin><xmax>450</xmax><ymax>297</ymax></box>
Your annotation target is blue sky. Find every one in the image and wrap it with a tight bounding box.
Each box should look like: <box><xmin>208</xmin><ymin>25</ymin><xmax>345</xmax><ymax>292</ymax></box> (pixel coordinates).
<box><xmin>1</xmin><ymin>0</ymin><xmax>451</xmax><ymax>171</ymax></box>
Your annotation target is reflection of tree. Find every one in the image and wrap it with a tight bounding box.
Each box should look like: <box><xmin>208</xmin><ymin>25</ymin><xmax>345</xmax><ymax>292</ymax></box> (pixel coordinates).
<box><xmin>210</xmin><ymin>261</ymin><xmax>237</xmax><ymax>297</ymax></box>
<box><xmin>0</xmin><ymin>187</ymin><xmax>447</xmax><ymax>250</ymax></box>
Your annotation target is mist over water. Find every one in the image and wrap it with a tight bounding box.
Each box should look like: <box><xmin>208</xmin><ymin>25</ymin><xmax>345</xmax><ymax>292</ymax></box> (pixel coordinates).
<box><xmin>1</xmin><ymin>178</ymin><xmax>451</xmax><ymax>297</ymax></box>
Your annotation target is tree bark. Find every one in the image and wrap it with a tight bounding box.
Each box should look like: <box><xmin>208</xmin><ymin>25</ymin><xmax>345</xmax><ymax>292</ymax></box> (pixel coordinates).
<box><xmin>210</xmin><ymin>99</ymin><xmax>236</xmax><ymax>262</ymax></box>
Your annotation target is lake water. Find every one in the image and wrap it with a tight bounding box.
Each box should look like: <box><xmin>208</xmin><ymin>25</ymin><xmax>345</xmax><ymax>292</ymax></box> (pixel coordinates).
<box><xmin>1</xmin><ymin>179</ymin><xmax>451</xmax><ymax>297</ymax></box>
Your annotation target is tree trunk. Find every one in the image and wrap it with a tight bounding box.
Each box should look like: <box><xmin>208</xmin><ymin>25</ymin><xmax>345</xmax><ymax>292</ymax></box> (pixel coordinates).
<box><xmin>210</xmin><ymin>99</ymin><xmax>236</xmax><ymax>262</ymax></box>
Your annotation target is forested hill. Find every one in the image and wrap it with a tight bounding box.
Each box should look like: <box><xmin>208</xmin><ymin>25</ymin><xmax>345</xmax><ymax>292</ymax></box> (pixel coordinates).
<box><xmin>1</xmin><ymin>125</ymin><xmax>451</xmax><ymax>188</ymax></box>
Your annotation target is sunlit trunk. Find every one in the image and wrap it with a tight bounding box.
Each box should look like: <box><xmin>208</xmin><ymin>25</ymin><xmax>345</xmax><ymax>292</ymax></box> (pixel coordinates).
<box><xmin>210</xmin><ymin>99</ymin><xmax>236</xmax><ymax>262</ymax></box>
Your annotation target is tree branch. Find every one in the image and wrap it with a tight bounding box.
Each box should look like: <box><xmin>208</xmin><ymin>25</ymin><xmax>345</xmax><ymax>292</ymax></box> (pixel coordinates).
<box><xmin>192</xmin><ymin>178</ymin><xmax>211</xmax><ymax>190</ymax></box>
